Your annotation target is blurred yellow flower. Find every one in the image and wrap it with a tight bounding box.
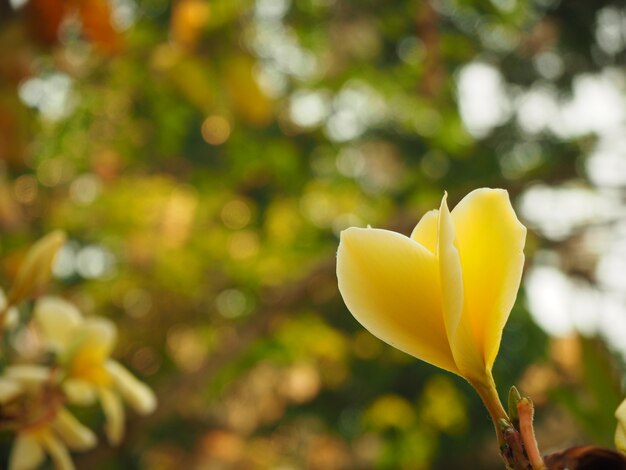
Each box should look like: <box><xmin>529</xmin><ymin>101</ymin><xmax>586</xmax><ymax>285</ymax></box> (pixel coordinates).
<box><xmin>9</xmin><ymin>407</ymin><xmax>96</xmax><ymax>470</ymax></box>
<box><xmin>0</xmin><ymin>366</ymin><xmax>95</xmax><ymax>470</ymax></box>
<box><xmin>337</xmin><ymin>188</ymin><xmax>526</xmax><ymax>387</ymax></box>
<box><xmin>34</xmin><ymin>297</ymin><xmax>157</xmax><ymax>445</ymax></box>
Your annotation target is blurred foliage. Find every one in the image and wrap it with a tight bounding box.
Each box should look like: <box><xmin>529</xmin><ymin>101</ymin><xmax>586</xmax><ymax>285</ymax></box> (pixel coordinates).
<box><xmin>1</xmin><ymin>0</ymin><xmax>626</xmax><ymax>468</ymax></box>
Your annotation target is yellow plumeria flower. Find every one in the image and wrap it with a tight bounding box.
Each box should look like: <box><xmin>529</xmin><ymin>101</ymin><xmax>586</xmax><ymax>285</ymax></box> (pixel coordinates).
<box><xmin>337</xmin><ymin>188</ymin><xmax>526</xmax><ymax>391</ymax></box>
<box><xmin>34</xmin><ymin>297</ymin><xmax>157</xmax><ymax>445</ymax></box>
<box><xmin>9</xmin><ymin>407</ymin><xmax>96</xmax><ymax>470</ymax></box>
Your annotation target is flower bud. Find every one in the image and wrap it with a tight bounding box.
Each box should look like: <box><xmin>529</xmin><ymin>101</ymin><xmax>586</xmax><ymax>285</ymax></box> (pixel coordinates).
<box><xmin>7</xmin><ymin>231</ymin><xmax>66</xmax><ymax>306</ymax></box>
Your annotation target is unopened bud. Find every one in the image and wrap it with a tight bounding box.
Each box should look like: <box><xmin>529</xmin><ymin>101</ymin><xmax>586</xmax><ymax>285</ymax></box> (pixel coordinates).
<box><xmin>508</xmin><ymin>385</ymin><xmax>522</xmax><ymax>428</ymax></box>
<box><xmin>7</xmin><ymin>231</ymin><xmax>66</xmax><ymax>306</ymax></box>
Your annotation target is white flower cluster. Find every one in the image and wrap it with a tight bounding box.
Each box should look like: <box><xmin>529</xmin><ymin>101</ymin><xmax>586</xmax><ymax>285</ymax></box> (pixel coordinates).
<box><xmin>0</xmin><ymin>232</ymin><xmax>156</xmax><ymax>470</ymax></box>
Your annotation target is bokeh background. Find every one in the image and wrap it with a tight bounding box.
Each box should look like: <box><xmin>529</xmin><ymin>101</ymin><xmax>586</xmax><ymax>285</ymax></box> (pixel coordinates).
<box><xmin>1</xmin><ymin>0</ymin><xmax>626</xmax><ymax>468</ymax></box>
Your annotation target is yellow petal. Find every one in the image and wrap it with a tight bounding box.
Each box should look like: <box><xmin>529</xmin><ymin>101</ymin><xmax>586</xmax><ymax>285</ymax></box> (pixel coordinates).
<box><xmin>40</xmin><ymin>430</ymin><xmax>74</xmax><ymax>470</ymax></box>
<box><xmin>616</xmin><ymin>423</ymin><xmax>626</xmax><ymax>454</ymax></box>
<box><xmin>0</xmin><ymin>377</ymin><xmax>22</xmax><ymax>404</ymax></box>
<box><xmin>451</xmin><ymin>188</ymin><xmax>526</xmax><ymax>371</ymax></box>
<box><xmin>617</xmin><ymin>398</ymin><xmax>626</xmax><ymax>422</ymax></box>
<box><xmin>0</xmin><ymin>287</ymin><xmax>20</xmax><ymax>330</ymax></box>
<box><xmin>9</xmin><ymin>433</ymin><xmax>45</xmax><ymax>470</ymax></box>
<box><xmin>69</xmin><ymin>321</ymin><xmax>117</xmax><ymax>386</ymax></box>
<box><xmin>52</xmin><ymin>408</ymin><xmax>97</xmax><ymax>451</ymax></box>
<box><xmin>34</xmin><ymin>297</ymin><xmax>83</xmax><ymax>352</ymax></box>
<box><xmin>5</xmin><ymin>365</ymin><xmax>50</xmax><ymax>392</ymax></box>
<box><xmin>106</xmin><ymin>360</ymin><xmax>157</xmax><ymax>415</ymax></box>
<box><xmin>4</xmin><ymin>307</ymin><xmax>19</xmax><ymax>330</ymax></box>
<box><xmin>99</xmin><ymin>387</ymin><xmax>125</xmax><ymax>445</ymax></box>
<box><xmin>616</xmin><ymin>398</ymin><xmax>626</xmax><ymax>453</ymax></box>
<box><xmin>410</xmin><ymin>209</ymin><xmax>439</xmax><ymax>254</ymax></box>
<box><xmin>0</xmin><ymin>288</ymin><xmax>9</xmax><ymax>311</ymax></box>
<box><xmin>63</xmin><ymin>379</ymin><xmax>98</xmax><ymax>406</ymax></box>
<box><xmin>76</xmin><ymin>319</ymin><xmax>117</xmax><ymax>361</ymax></box>
<box><xmin>437</xmin><ymin>194</ymin><xmax>485</xmax><ymax>381</ymax></box>
<box><xmin>337</xmin><ymin>227</ymin><xmax>458</xmax><ymax>374</ymax></box>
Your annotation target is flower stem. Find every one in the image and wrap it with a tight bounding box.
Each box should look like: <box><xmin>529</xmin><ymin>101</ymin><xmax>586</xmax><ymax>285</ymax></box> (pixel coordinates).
<box><xmin>469</xmin><ymin>375</ymin><xmax>509</xmax><ymax>448</ymax></box>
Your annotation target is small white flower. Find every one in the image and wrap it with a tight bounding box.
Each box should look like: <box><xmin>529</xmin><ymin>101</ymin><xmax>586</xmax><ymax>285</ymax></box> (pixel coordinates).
<box><xmin>9</xmin><ymin>408</ymin><xmax>96</xmax><ymax>470</ymax></box>
<box><xmin>34</xmin><ymin>297</ymin><xmax>157</xmax><ymax>444</ymax></box>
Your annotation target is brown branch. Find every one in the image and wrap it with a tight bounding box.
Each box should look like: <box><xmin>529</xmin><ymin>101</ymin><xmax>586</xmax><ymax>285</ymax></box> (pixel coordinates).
<box><xmin>416</xmin><ymin>0</ymin><xmax>444</xmax><ymax>97</ymax></box>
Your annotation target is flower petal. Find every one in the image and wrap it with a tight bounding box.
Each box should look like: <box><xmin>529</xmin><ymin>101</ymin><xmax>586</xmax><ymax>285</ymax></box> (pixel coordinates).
<box><xmin>76</xmin><ymin>318</ymin><xmax>117</xmax><ymax>361</ymax></box>
<box><xmin>52</xmin><ymin>408</ymin><xmax>97</xmax><ymax>451</ymax></box>
<box><xmin>437</xmin><ymin>194</ymin><xmax>485</xmax><ymax>381</ymax></box>
<box><xmin>0</xmin><ymin>288</ymin><xmax>9</xmax><ymax>310</ymax></box>
<box><xmin>410</xmin><ymin>209</ymin><xmax>438</xmax><ymax>254</ymax></box>
<box><xmin>4</xmin><ymin>307</ymin><xmax>19</xmax><ymax>330</ymax></box>
<box><xmin>9</xmin><ymin>433</ymin><xmax>45</xmax><ymax>470</ymax></box>
<box><xmin>337</xmin><ymin>227</ymin><xmax>458</xmax><ymax>374</ymax></box>
<box><xmin>69</xmin><ymin>320</ymin><xmax>117</xmax><ymax>385</ymax></box>
<box><xmin>99</xmin><ymin>387</ymin><xmax>125</xmax><ymax>445</ymax></box>
<box><xmin>5</xmin><ymin>365</ymin><xmax>50</xmax><ymax>392</ymax></box>
<box><xmin>106</xmin><ymin>361</ymin><xmax>157</xmax><ymax>415</ymax></box>
<box><xmin>616</xmin><ymin>423</ymin><xmax>626</xmax><ymax>454</ymax></box>
<box><xmin>34</xmin><ymin>297</ymin><xmax>83</xmax><ymax>352</ymax></box>
<box><xmin>40</xmin><ymin>430</ymin><xmax>75</xmax><ymax>470</ymax></box>
<box><xmin>63</xmin><ymin>379</ymin><xmax>98</xmax><ymax>406</ymax></box>
<box><xmin>450</xmin><ymin>188</ymin><xmax>526</xmax><ymax>370</ymax></box>
<box><xmin>0</xmin><ymin>377</ymin><xmax>22</xmax><ymax>404</ymax></box>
